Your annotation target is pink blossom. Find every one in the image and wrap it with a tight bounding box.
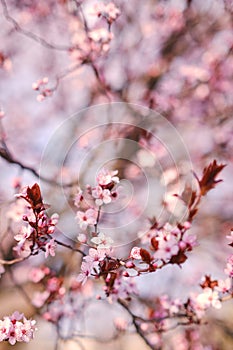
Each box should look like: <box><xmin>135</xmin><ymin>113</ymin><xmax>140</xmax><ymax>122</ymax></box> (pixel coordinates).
<box><xmin>108</xmin><ymin>277</ymin><xmax>137</xmax><ymax>302</ymax></box>
<box><xmin>180</xmin><ymin>231</ymin><xmax>198</xmax><ymax>249</ymax></box>
<box><xmin>74</xmin><ymin>187</ymin><xmax>84</xmax><ymax>208</ymax></box>
<box><xmin>0</xmin><ymin>312</ymin><xmax>36</xmax><ymax>345</ymax></box>
<box><xmin>224</xmin><ymin>255</ymin><xmax>233</xmax><ymax>277</ymax></box>
<box><xmin>76</xmin><ymin>208</ymin><xmax>97</xmax><ymax>230</ymax></box>
<box><xmin>77</xmin><ymin>261</ymin><xmax>92</xmax><ymax>285</ymax></box>
<box><xmin>18</xmin><ymin>318</ymin><xmax>37</xmax><ymax>343</ymax></box>
<box><xmin>216</xmin><ymin>278</ymin><xmax>232</xmax><ymax>293</ymax></box>
<box><xmin>14</xmin><ymin>225</ymin><xmax>33</xmax><ymax>245</ymax></box>
<box><xmin>96</xmin><ymin>169</ymin><xmax>119</xmax><ymax>187</ymax></box>
<box><xmin>91</xmin><ymin>232</ymin><xmax>114</xmax><ymax>248</ymax></box>
<box><xmin>92</xmin><ymin>186</ymin><xmax>112</xmax><ymax>206</ymax></box>
<box><xmin>47</xmin><ymin>277</ymin><xmax>61</xmax><ymax>293</ymax></box>
<box><xmin>154</xmin><ymin>231</ymin><xmax>179</xmax><ymax>261</ymax></box>
<box><xmin>192</xmin><ymin>288</ymin><xmax>222</xmax><ymax>318</ymax></box>
<box><xmin>45</xmin><ymin>238</ymin><xmax>57</xmax><ymax>258</ymax></box>
<box><xmin>13</xmin><ymin>240</ymin><xmax>32</xmax><ymax>258</ymax></box>
<box><xmin>92</xmin><ymin>2</ymin><xmax>120</xmax><ymax>23</ymax></box>
<box><xmin>32</xmin><ymin>291</ymin><xmax>50</xmax><ymax>308</ymax></box>
<box><xmin>28</xmin><ymin>267</ymin><xmax>46</xmax><ymax>283</ymax></box>
<box><xmin>77</xmin><ymin>233</ymin><xmax>87</xmax><ymax>243</ymax></box>
<box><xmin>89</xmin><ymin>28</ymin><xmax>113</xmax><ymax>44</ymax></box>
<box><xmin>0</xmin><ymin>317</ymin><xmax>11</xmax><ymax>342</ymax></box>
<box><xmin>114</xmin><ymin>317</ymin><xmax>128</xmax><ymax>331</ymax></box>
<box><xmin>130</xmin><ymin>247</ymin><xmax>142</xmax><ymax>259</ymax></box>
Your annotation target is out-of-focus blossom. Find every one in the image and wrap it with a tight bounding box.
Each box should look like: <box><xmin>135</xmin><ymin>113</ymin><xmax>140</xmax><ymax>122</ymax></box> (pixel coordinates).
<box><xmin>0</xmin><ymin>264</ymin><xmax>5</xmax><ymax>278</ymax></box>
<box><xmin>32</xmin><ymin>291</ymin><xmax>50</xmax><ymax>308</ymax></box>
<box><xmin>91</xmin><ymin>2</ymin><xmax>120</xmax><ymax>24</ymax></box>
<box><xmin>224</xmin><ymin>254</ymin><xmax>233</xmax><ymax>277</ymax></box>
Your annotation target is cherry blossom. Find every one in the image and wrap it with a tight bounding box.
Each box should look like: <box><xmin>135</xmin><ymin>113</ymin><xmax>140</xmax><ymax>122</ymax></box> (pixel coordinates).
<box><xmin>14</xmin><ymin>225</ymin><xmax>33</xmax><ymax>245</ymax></box>
<box><xmin>216</xmin><ymin>278</ymin><xmax>232</xmax><ymax>293</ymax></box>
<box><xmin>191</xmin><ymin>288</ymin><xmax>222</xmax><ymax>318</ymax></box>
<box><xmin>0</xmin><ymin>312</ymin><xmax>36</xmax><ymax>345</ymax></box>
<box><xmin>91</xmin><ymin>2</ymin><xmax>120</xmax><ymax>24</ymax></box>
<box><xmin>76</xmin><ymin>208</ymin><xmax>97</xmax><ymax>230</ymax></box>
<box><xmin>45</xmin><ymin>238</ymin><xmax>57</xmax><ymax>258</ymax></box>
<box><xmin>91</xmin><ymin>232</ymin><xmax>114</xmax><ymax>248</ymax></box>
<box><xmin>74</xmin><ymin>187</ymin><xmax>84</xmax><ymax>208</ymax></box>
<box><xmin>77</xmin><ymin>261</ymin><xmax>92</xmax><ymax>285</ymax></box>
<box><xmin>91</xmin><ymin>185</ymin><xmax>112</xmax><ymax>206</ymax></box>
<box><xmin>32</xmin><ymin>291</ymin><xmax>50</xmax><ymax>308</ymax></box>
<box><xmin>130</xmin><ymin>247</ymin><xmax>142</xmax><ymax>260</ymax></box>
<box><xmin>96</xmin><ymin>169</ymin><xmax>119</xmax><ymax>187</ymax></box>
<box><xmin>28</xmin><ymin>267</ymin><xmax>47</xmax><ymax>283</ymax></box>
<box><xmin>154</xmin><ymin>230</ymin><xmax>179</xmax><ymax>261</ymax></box>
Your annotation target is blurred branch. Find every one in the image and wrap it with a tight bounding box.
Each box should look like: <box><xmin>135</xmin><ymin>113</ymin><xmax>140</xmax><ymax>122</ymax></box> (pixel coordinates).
<box><xmin>118</xmin><ymin>298</ymin><xmax>160</xmax><ymax>350</ymax></box>
<box><xmin>0</xmin><ymin>0</ymin><xmax>71</xmax><ymax>51</ymax></box>
<box><xmin>0</xmin><ymin>145</ymin><xmax>62</xmax><ymax>186</ymax></box>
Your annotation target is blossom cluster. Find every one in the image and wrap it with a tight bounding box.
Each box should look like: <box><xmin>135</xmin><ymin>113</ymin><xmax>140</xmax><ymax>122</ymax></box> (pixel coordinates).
<box><xmin>0</xmin><ymin>163</ymin><xmax>231</xmax><ymax>348</ymax></box>
<box><xmin>129</xmin><ymin>222</ymin><xmax>197</xmax><ymax>274</ymax></box>
<box><xmin>91</xmin><ymin>2</ymin><xmax>120</xmax><ymax>24</ymax></box>
<box><xmin>28</xmin><ymin>266</ymin><xmax>65</xmax><ymax>308</ymax></box>
<box><xmin>75</xmin><ymin>169</ymin><xmax>119</xmax><ymax>245</ymax></box>
<box><xmin>0</xmin><ymin>311</ymin><xmax>36</xmax><ymax>345</ymax></box>
<box><xmin>32</xmin><ymin>77</ymin><xmax>53</xmax><ymax>102</ymax></box>
<box><xmin>13</xmin><ymin>184</ymin><xmax>58</xmax><ymax>258</ymax></box>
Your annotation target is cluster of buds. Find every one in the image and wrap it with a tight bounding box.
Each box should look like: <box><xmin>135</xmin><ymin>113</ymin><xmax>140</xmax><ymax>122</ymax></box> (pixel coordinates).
<box><xmin>13</xmin><ymin>184</ymin><xmax>58</xmax><ymax>258</ymax></box>
<box><xmin>128</xmin><ymin>222</ymin><xmax>197</xmax><ymax>275</ymax></box>
<box><xmin>91</xmin><ymin>2</ymin><xmax>120</xmax><ymax>25</ymax></box>
<box><xmin>32</xmin><ymin>77</ymin><xmax>53</xmax><ymax>102</ymax></box>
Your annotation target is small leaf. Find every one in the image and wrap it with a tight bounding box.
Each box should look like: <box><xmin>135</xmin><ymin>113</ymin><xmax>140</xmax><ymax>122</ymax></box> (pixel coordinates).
<box><xmin>151</xmin><ymin>237</ymin><xmax>159</xmax><ymax>251</ymax></box>
<box><xmin>140</xmin><ymin>248</ymin><xmax>152</xmax><ymax>264</ymax></box>
<box><xmin>197</xmin><ymin>160</ymin><xmax>226</xmax><ymax>196</ymax></box>
<box><xmin>170</xmin><ymin>251</ymin><xmax>187</xmax><ymax>265</ymax></box>
<box><xmin>200</xmin><ymin>275</ymin><xmax>218</xmax><ymax>289</ymax></box>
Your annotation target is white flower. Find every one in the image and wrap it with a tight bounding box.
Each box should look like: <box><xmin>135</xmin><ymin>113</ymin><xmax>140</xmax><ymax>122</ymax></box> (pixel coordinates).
<box><xmin>91</xmin><ymin>232</ymin><xmax>114</xmax><ymax>248</ymax></box>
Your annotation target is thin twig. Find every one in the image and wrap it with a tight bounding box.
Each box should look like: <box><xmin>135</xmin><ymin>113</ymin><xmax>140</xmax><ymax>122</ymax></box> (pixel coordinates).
<box><xmin>54</xmin><ymin>239</ymin><xmax>86</xmax><ymax>256</ymax></box>
<box><xmin>1</xmin><ymin>0</ymin><xmax>71</xmax><ymax>51</ymax></box>
<box><xmin>118</xmin><ymin>298</ymin><xmax>160</xmax><ymax>350</ymax></box>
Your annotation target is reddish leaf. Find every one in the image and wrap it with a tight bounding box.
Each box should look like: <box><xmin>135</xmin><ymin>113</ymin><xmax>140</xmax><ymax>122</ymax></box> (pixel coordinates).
<box><xmin>170</xmin><ymin>251</ymin><xmax>187</xmax><ymax>265</ymax></box>
<box><xmin>179</xmin><ymin>185</ymin><xmax>197</xmax><ymax>208</ymax></box>
<box><xmin>140</xmin><ymin>248</ymin><xmax>152</xmax><ymax>264</ymax></box>
<box><xmin>200</xmin><ymin>275</ymin><xmax>218</xmax><ymax>289</ymax></box>
<box><xmin>26</xmin><ymin>183</ymin><xmax>43</xmax><ymax>211</ymax></box>
<box><xmin>188</xmin><ymin>208</ymin><xmax>198</xmax><ymax>221</ymax></box>
<box><xmin>151</xmin><ymin>237</ymin><xmax>159</xmax><ymax>251</ymax></box>
<box><xmin>197</xmin><ymin>160</ymin><xmax>226</xmax><ymax>196</ymax></box>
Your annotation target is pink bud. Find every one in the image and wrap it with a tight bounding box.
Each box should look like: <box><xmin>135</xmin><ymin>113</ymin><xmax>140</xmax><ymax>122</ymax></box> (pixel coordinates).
<box><xmin>123</xmin><ymin>271</ymin><xmax>129</xmax><ymax>277</ymax></box>
<box><xmin>125</xmin><ymin>261</ymin><xmax>135</xmax><ymax>268</ymax></box>
<box><xmin>37</xmin><ymin>94</ymin><xmax>45</xmax><ymax>102</ymax></box>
